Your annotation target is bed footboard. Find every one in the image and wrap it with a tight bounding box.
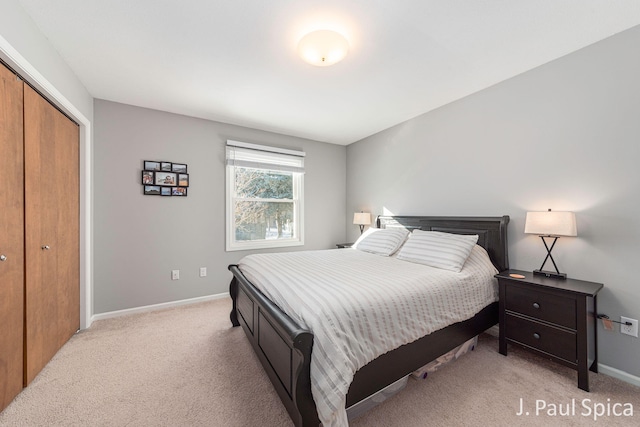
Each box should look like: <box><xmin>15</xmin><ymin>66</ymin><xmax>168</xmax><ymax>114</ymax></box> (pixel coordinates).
<box><xmin>228</xmin><ymin>265</ymin><xmax>320</xmax><ymax>427</ymax></box>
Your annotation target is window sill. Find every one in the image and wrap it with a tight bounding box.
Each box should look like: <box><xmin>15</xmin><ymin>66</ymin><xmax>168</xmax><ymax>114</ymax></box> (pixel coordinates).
<box><xmin>226</xmin><ymin>239</ymin><xmax>304</xmax><ymax>252</ymax></box>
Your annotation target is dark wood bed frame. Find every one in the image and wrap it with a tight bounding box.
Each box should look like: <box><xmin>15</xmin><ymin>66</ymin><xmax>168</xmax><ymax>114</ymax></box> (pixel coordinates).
<box><xmin>228</xmin><ymin>215</ymin><xmax>510</xmax><ymax>426</ymax></box>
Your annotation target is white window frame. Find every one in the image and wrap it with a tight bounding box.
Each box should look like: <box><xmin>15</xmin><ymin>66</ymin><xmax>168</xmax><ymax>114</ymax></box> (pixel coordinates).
<box><xmin>225</xmin><ymin>140</ymin><xmax>305</xmax><ymax>251</ymax></box>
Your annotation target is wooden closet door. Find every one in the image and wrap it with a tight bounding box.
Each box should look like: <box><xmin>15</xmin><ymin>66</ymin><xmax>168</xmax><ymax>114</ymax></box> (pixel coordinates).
<box><xmin>23</xmin><ymin>84</ymin><xmax>79</xmax><ymax>385</ymax></box>
<box><xmin>0</xmin><ymin>63</ymin><xmax>25</xmax><ymax>411</ymax></box>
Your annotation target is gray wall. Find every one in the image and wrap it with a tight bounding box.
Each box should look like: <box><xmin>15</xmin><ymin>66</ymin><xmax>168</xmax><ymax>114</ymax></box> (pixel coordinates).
<box><xmin>347</xmin><ymin>26</ymin><xmax>640</xmax><ymax>378</ymax></box>
<box><xmin>94</xmin><ymin>100</ymin><xmax>346</xmax><ymax>314</ymax></box>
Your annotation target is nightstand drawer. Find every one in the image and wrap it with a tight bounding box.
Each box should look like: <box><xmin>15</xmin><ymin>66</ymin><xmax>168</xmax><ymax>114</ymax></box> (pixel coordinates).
<box><xmin>505</xmin><ymin>284</ymin><xmax>576</xmax><ymax>329</ymax></box>
<box><xmin>505</xmin><ymin>314</ymin><xmax>576</xmax><ymax>362</ymax></box>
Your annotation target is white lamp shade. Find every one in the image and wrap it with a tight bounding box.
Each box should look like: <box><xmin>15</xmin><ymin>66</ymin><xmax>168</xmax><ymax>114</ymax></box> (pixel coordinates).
<box><xmin>353</xmin><ymin>212</ymin><xmax>371</xmax><ymax>226</ymax></box>
<box><xmin>297</xmin><ymin>30</ymin><xmax>349</xmax><ymax>66</ymax></box>
<box><xmin>524</xmin><ymin>211</ymin><xmax>577</xmax><ymax>237</ymax></box>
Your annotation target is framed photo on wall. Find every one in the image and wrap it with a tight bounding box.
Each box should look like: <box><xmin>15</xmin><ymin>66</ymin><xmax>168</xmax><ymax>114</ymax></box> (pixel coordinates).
<box><xmin>172</xmin><ymin>187</ymin><xmax>187</xmax><ymax>196</ymax></box>
<box><xmin>172</xmin><ymin>163</ymin><xmax>187</xmax><ymax>173</ymax></box>
<box><xmin>142</xmin><ymin>160</ymin><xmax>188</xmax><ymax>197</ymax></box>
<box><xmin>144</xmin><ymin>185</ymin><xmax>161</xmax><ymax>195</ymax></box>
<box><xmin>155</xmin><ymin>172</ymin><xmax>177</xmax><ymax>186</ymax></box>
<box><xmin>144</xmin><ymin>160</ymin><xmax>161</xmax><ymax>171</ymax></box>
<box><xmin>142</xmin><ymin>170</ymin><xmax>154</xmax><ymax>185</ymax></box>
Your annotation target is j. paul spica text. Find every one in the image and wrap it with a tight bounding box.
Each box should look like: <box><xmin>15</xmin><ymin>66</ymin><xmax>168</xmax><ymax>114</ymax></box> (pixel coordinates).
<box><xmin>516</xmin><ymin>398</ymin><xmax>633</xmax><ymax>421</ymax></box>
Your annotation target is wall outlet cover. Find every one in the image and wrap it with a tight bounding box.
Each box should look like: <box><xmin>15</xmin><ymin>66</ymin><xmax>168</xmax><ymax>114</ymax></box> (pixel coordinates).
<box><xmin>199</xmin><ymin>267</ymin><xmax>207</xmax><ymax>277</ymax></box>
<box><xmin>620</xmin><ymin>317</ymin><xmax>638</xmax><ymax>337</ymax></box>
<box><xmin>172</xmin><ymin>270</ymin><xmax>180</xmax><ymax>280</ymax></box>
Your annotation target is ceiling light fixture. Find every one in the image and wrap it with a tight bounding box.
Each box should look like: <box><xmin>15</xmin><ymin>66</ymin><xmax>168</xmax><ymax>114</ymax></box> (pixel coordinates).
<box><xmin>297</xmin><ymin>30</ymin><xmax>349</xmax><ymax>66</ymax></box>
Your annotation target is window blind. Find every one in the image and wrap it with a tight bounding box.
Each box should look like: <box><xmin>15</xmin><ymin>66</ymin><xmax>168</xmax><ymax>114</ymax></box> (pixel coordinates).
<box><xmin>226</xmin><ymin>140</ymin><xmax>305</xmax><ymax>174</ymax></box>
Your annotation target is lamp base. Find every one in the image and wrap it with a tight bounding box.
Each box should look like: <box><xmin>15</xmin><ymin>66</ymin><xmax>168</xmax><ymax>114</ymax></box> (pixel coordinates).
<box><xmin>533</xmin><ymin>269</ymin><xmax>567</xmax><ymax>280</ymax></box>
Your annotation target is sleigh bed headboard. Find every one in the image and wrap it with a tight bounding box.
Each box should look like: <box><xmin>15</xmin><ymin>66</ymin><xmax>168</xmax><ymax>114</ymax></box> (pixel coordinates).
<box><xmin>377</xmin><ymin>215</ymin><xmax>510</xmax><ymax>272</ymax></box>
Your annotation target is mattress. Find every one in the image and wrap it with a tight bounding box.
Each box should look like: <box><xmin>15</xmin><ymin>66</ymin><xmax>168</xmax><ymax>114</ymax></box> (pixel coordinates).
<box><xmin>238</xmin><ymin>245</ymin><xmax>498</xmax><ymax>427</ymax></box>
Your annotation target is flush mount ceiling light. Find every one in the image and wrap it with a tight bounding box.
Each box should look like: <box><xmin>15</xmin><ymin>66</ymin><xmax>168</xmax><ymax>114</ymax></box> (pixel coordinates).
<box><xmin>297</xmin><ymin>30</ymin><xmax>349</xmax><ymax>66</ymax></box>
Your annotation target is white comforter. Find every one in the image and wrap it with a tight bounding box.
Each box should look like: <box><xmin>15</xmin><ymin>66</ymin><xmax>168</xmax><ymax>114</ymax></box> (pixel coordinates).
<box><xmin>238</xmin><ymin>245</ymin><xmax>498</xmax><ymax>427</ymax></box>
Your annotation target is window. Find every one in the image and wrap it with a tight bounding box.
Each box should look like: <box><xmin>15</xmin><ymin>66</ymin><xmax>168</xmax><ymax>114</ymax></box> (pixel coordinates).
<box><xmin>226</xmin><ymin>140</ymin><xmax>304</xmax><ymax>251</ymax></box>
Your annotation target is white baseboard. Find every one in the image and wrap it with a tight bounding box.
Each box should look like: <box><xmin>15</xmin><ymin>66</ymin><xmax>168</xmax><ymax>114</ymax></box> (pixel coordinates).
<box><xmin>598</xmin><ymin>363</ymin><xmax>640</xmax><ymax>388</ymax></box>
<box><xmin>91</xmin><ymin>292</ymin><xmax>229</xmax><ymax>322</ymax></box>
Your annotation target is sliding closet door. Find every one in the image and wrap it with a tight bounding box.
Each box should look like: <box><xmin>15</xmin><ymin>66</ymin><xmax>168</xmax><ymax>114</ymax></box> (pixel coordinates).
<box><xmin>0</xmin><ymin>64</ymin><xmax>25</xmax><ymax>411</ymax></box>
<box><xmin>23</xmin><ymin>84</ymin><xmax>79</xmax><ymax>385</ymax></box>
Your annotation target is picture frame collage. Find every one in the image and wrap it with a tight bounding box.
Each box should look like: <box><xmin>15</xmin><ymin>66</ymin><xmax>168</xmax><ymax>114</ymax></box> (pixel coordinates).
<box><xmin>142</xmin><ymin>160</ymin><xmax>189</xmax><ymax>196</ymax></box>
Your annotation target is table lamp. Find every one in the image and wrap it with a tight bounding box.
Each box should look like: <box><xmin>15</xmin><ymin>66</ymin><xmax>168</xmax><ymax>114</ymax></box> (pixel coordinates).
<box><xmin>524</xmin><ymin>209</ymin><xmax>577</xmax><ymax>279</ymax></box>
<box><xmin>353</xmin><ymin>212</ymin><xmax>371</xmax><ymax>234</ymax></box>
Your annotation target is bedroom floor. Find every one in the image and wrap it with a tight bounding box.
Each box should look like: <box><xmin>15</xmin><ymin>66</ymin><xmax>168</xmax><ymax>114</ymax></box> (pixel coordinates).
<box><xmin>0</xmin><ymin>297</ymin><xmax>637</xmax><ymax>426</ymax></box>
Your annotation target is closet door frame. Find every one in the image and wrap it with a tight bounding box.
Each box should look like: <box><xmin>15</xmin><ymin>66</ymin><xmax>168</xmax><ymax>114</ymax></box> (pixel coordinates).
<box><xmin>0</xmin><ymin>45</ymin><xmax>93</xmax><ymax>330</ymax></box>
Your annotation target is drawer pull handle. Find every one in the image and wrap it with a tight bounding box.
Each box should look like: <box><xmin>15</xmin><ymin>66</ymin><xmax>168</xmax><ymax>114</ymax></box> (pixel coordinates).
<box><xmin>532</xmin><ymin>302</ymin><xmax>540</xmax><ymax>309</ymax></box>
<box><xmin>533</xmin><ymin>333</ymin><xmax>541</xmax><ymax>340</ymax></box>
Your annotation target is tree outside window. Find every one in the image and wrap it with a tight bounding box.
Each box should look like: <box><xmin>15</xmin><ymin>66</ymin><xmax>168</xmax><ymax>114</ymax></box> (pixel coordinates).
<box><xmin>234</xmin><ymin>168</ymin><xmax>294</xmax><ymax>241</ymax></box>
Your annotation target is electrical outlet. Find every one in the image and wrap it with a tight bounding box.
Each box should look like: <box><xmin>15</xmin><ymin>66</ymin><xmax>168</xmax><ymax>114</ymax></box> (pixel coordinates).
<box><xmin>620</xmin><ymin>317</ymin><xmax>638</xmax><ymax>337</ymax></box>
<box><xmin>199</xmin><ymin>267</ymin><xmax>207</xmax><ymax>277</ymax></box>
<box><xmin>171</xmin><ymin>270</ymin><xmax>180</xmax><ymax>280</ymax></box>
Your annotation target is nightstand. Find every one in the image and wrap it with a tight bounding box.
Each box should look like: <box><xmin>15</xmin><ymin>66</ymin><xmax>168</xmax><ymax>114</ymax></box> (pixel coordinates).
<box><xmin>496</xmin><ymin>269</ymin><xmax>603</xmax><ymax>392</ymax></box>
<box><xmin>336</xmin><ymin>243</ymin><xmax>354</xmax><ymax>249</ymax></box>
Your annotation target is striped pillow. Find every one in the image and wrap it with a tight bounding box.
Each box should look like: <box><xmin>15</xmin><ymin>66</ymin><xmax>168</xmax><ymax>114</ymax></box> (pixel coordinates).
<box><xmin>353</xmin><ymin>228</ymin><xmax>409</xmax><ymax>256</ymax></box>
<box><xmin>396</xmin><ymin>230</ymin><xmax>479</xmax><ymax>272</ymax></box>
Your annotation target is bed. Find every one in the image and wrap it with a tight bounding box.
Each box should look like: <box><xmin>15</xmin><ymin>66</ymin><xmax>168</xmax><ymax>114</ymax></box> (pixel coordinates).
<box><xmin>228</xmin><ymin>215</ymin><xmax>509</xmax><ymax>426</ymax></box>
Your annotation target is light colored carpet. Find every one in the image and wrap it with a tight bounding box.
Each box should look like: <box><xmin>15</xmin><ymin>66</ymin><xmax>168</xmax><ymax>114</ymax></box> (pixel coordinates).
<box><xmin>1</xmin><ymin>298</ymin><xmax>638</xmax><ymax>426</ymax></box>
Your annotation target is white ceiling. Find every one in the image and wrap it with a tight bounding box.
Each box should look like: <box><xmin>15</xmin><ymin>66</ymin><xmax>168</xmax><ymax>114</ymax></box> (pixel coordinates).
<box><xmin>18</xmin><ymin>1</ymin><xmax>640</xmax><ymax>145</ymax></box>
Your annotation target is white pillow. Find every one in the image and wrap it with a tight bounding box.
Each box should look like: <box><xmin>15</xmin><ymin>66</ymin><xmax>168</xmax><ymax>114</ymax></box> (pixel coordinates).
<box><xmin>353</xmin><ymin>228</ymin><xmax>409</xmax><ymax>256</ymax></box>
<box><xmin>396</xmin><ymin>230</ymin><xmax>479</xmax><ymax>272</ymax></box>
